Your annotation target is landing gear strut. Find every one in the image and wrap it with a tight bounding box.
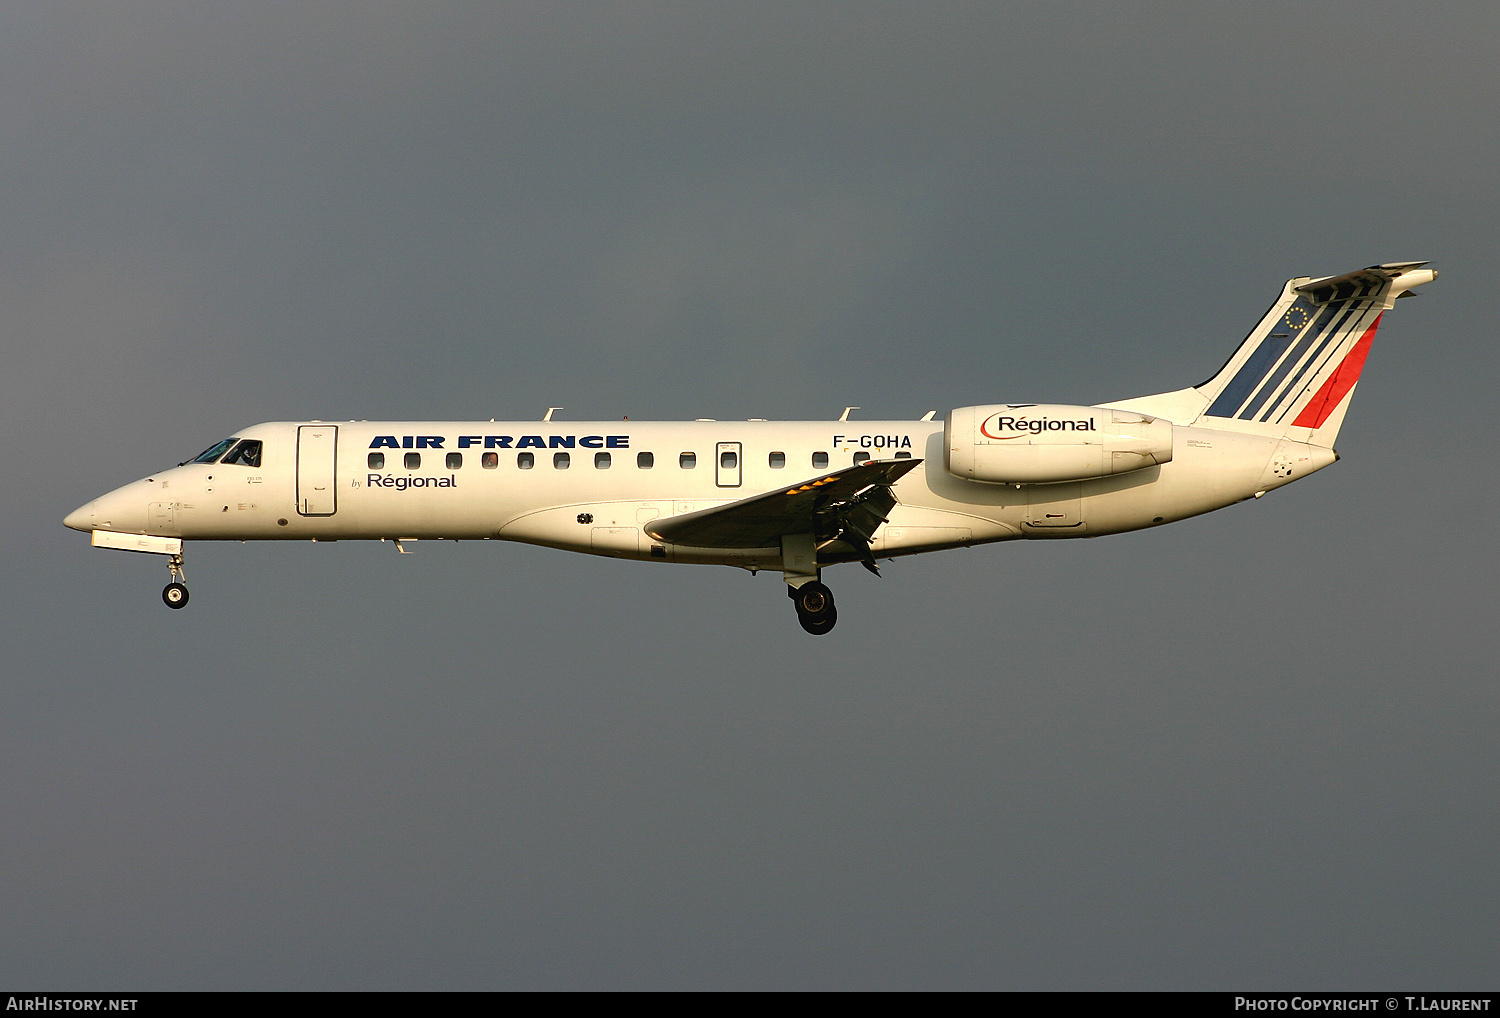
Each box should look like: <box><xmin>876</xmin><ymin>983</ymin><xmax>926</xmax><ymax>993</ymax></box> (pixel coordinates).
<box><xmin>781</xmin><ymin>533</ymin><xmax>837</xmax><ymax>635</ymax></box>
<box><xmin>790</xmin><ymin>581</ymin><xmax>837</xmax><ymax>636</ymax></box>
<box><xmin>162</xmin><ymin>553</ymin><xmax>189</xmax><ymax>609</ymax></box>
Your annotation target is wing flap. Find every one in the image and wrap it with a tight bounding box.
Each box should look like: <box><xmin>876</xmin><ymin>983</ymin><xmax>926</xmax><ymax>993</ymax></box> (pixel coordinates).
<box><xmin>644</xmin><ymin>458</ymin><xmax>923</xmax><ymax>549</ymax></box>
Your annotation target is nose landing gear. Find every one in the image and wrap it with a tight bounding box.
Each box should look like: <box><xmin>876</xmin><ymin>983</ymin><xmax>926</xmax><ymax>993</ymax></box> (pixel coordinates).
<box><xmin>790</xmin><ymin>581</ymin><xmax>837</xmax><ymax>635</ymax></box>
<box><xmin>162</xmin><ymin>553</ymin><xmax>189</xmax><ymax>609</ymax></box>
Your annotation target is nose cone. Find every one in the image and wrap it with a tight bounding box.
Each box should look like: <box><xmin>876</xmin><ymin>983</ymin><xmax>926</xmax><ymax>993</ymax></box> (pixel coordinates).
<box><xmin>64</xmin><ymin>501</ymin><xmax>95</xmax><ymax>532</ymax></box>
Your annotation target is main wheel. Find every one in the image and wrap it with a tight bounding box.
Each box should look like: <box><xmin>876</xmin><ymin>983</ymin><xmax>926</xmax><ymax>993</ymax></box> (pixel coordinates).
<box><xmin>792</xmin><ymin>582</ymin><xmax>836</xmax><ymax>635</ymax></box>
<box><xmin>798</xmin><ymin>609</ymin><xmax>837</xmax><ymax>636</ymax></box>
<box><xmin>162</xmin><ymin>582</ymin><xmax>189</xmax><ymax>609</ymax></box>
<box><xmin>794</xmin><ymin>582</ymin><xmax>832</xmax><ymax>617</ymax></box>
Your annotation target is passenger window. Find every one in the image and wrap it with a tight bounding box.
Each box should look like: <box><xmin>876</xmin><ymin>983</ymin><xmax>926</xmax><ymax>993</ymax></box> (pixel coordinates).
<box><xmin>637</xmin><ymin>451</ymin><xmax>654</xmax><ymax>469</ymax></box>
<box><xmin>404</xmin><ymin>452</ymin><xmax>421</xmax><ymax>469</ymax></box>
<box><xmin>554</xmin><ymin>452</ymin><xmax>570</xmax><ymax>469</ymax></box>
<box><xmin>189</xmin><ymin>438</ymin><xmax>236</xmax><ymax>465</ymax></box>
<box><xmin>680</xmin><ymin>452</ymin><xmax>696</xmax><ymax>469</ymax></box>
<box><xmin>595</xmin><ymin>452</ymin><xmax>611</xmax><ymax>469</ymax></box>
<box><xmin>482</xmin><ymin>452</ymin><xmax>498</xmax><ymax>469</ymax></box>
<box><xmin>368</xmin><ymin>452</ymin><xmax>385</xmax><ymax>470</ymax></box>
<box><xmin>221</xmin><ymin>440</ymin><xmax>263</xmax><ymax>467</ymax></box>
<box><xmin>720</xmin><ymin>450</ymin><xmax>738</xmax><ymax>469</ymax></box>
<box><xmin>769</xmin><ymin>451</ymin><xmax>785</xmax><ymax>468</ymax></box>
<box><xmin>894</xmin><ymin>451</ymin><xmax>911</xmax><ymax>460</ymax></box>
<box><xmin>852</xmin><ymin>452</ymin><xmax>871</xmax><ymax>466</ymax></box>
<box><xmin>812</xmin><ymin>452</ymin><xmax>828</xmax><ymax>469</ymax></box>
<box><xmin>517</xmin><ymin>452</ymin><xmax>534</xmax><ymax>469</ymax></box>
<box><xmin>446</xmin><ymin>452</ymin><xmax>462</xmax><ymax>470</ymax></box>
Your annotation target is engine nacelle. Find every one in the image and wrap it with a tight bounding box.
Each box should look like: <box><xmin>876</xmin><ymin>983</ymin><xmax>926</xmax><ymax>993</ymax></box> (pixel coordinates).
<box><xmin>945</xmin><ymin>404</ymin><xmax>1173</xmax><ymax>484</ymax></box>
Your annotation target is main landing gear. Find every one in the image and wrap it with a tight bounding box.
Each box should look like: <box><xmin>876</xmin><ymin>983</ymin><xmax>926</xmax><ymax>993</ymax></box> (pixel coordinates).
<box><xmin>162</xmin><ymin>553</ymin><xmax>189</xmax><ymax>609</ymax></box>
<box><xmin>781</xmin><ymin>533</ymin><xmax>839</xmax><ymax>635</ymax></box>
<box><xmin>790</xmin><ymin>581</ymin><xmax>837</xmax><ymax>636</ymax></box>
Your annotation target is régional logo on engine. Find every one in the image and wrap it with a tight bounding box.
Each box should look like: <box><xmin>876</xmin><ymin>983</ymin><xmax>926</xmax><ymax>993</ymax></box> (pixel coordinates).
<box><xmin>980</xmin><ymin>415</ymin><xmax>1097</xmax><ymax>439</ymax></box>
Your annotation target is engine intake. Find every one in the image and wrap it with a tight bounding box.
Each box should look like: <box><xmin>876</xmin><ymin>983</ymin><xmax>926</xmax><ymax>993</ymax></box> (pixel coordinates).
<box><xmin>946</xmin><ymin>404</ymin><xmax>1173</xmax><ymax>483</ymax></box>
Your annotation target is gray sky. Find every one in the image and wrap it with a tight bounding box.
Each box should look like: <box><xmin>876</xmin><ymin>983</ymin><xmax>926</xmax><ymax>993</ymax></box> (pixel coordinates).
<box><xmin>3</xmin><ymin>1</ymin><xmax>1496</xmax><ymax>989</ymax></box>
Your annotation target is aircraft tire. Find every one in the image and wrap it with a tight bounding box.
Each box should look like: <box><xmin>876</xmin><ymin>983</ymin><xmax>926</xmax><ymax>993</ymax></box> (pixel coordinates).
<box><xmin>798</xmin><ymin>610</ymin><xmax>837</xmax><ymax>636</ymax></box>
<box><xmin>794</xmin><ymin>582</ymin><xmax>832</xmax><ymax>617</ymax></box>
<box><xmin>162</xmin><ymin>582</ymin><xmax>189</xmax><ymax>609</ymax></box>
<box><xmin>793</xmin><ymin>582</ymin><xmax>836</xmax><ymax>634</ymax></box>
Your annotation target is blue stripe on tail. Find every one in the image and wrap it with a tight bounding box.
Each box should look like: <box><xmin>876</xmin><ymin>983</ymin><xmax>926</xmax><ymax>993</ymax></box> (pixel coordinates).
<box><xmin>1261</xmin><ymin>306</ymin><xmax>1370</xmax><ymax>423</ymax></box>
<box><xmin>1239</xmin><ymin>304</ymin><xmax>1359</xmax><ymax>421</ymax></box>
<box><xmin>1204</xmin><ymin>297</ymin><xmax>1320</xmax><ymax>418</ymax></box>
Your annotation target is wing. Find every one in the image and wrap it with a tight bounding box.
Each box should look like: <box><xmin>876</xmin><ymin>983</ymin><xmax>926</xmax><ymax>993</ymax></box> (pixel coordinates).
<box><xmin>644</xmin><ymin>458</ymin><xmax>923</xmax><ymax>550</ymax></box>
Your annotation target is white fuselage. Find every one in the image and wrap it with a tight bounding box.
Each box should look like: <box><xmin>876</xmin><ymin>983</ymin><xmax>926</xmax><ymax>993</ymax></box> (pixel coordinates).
<box><xmin>67</xmin><ymin>417</ymin><xmax>1334</xmax><ymax>571</ymax></box>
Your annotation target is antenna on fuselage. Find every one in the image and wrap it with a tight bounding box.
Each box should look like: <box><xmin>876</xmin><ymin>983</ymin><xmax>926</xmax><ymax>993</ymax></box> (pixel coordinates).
<box><xmin>839</xmin><ymin>406</ymin><xmax>859</xmax><ymax>421</ymax></box>
<box><xmin>543</xmin><ymin>407</ymin><xmax>563</xmax><ymax>421</ymax></box>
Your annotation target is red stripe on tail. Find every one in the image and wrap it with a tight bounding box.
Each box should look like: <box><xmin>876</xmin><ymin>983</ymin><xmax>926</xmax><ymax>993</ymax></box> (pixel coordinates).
<box><xmin>1291</xmin><ymin>314</ymin><xmax>1382</xmax><ymax>429</ymax></box>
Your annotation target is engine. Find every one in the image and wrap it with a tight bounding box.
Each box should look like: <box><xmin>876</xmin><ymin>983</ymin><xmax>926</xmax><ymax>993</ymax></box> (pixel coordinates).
<box><xmin>945</xmin><ymin>404</ymin><xmax>1173</xmax><ymax>484</ymax></box>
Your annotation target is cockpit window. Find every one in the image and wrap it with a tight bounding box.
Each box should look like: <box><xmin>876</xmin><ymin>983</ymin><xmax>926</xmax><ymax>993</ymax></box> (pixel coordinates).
<box><xmin>220</xmin><ymin>439</ymin><xmax>262</xmax><ymax>468</ymax></box>
<box><xmin>188</xmin><ymin>438</ymin><xmax>236</xmax><ymax>465</ymax></box>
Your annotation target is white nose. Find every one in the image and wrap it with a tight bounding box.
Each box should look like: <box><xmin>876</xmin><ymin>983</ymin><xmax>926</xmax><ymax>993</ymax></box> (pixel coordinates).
<box><xmin>70</xmin><ymin>482</ymin><xmax>149</xmax><ymax>534</ymax></box>
<box><xmin>63</xmin><ymin>501</ymin><xmax>94</xmax><ymax>532</ymax></box>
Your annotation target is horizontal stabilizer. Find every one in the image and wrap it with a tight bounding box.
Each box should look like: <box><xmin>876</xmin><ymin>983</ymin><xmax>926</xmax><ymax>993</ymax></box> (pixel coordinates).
<box><xmin>645</xmin><ymin>458</ymin><xmax>922</xmax><ymax>549</ymax></box>
<box><xmin>1295</xmin><ymin>262</ymin><xmax>1433</xmax><ymax>304</ymax></box>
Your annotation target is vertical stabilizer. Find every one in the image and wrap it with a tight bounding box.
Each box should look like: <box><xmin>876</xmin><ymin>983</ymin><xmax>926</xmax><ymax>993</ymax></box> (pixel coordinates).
<box><xmin>1103</xmin><ymin>263</ymin><xmax>1435</xmax><ymax>445</ymax></box>
<box><xmin>1196</xmin><ymin>263</ymin><xmax>1434</xmax><ymax>445</ymax></box>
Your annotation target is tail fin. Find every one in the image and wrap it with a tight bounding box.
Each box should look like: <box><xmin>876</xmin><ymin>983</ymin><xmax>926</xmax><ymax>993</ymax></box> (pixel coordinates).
<box><xmin>1102</xmin><ymin>263</ymin><xmax>1436</xmax><ymax>446</ymax></box>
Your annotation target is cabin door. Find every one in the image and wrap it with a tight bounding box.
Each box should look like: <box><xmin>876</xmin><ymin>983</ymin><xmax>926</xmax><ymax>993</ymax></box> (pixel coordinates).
<box><xmin>716</xmin><ymin>442</ymin><xmax>742</xmax><ymax>488</ymax></box>
<box><xmin>297</xmin><ymin>425</ymin><xmax>338</xmax><ymax>517</ymax></box>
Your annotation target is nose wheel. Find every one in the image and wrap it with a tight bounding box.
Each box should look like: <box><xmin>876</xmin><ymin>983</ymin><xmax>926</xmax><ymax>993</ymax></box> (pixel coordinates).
<box><xmin>790</xmin><ymin>581</ymin><xmax>837</xmax><ymax>635</ymax></box>
<box><xmin>162</xmin><ymin>553</ymin><xmax>189</xmax><ymax>609</ymax></box>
